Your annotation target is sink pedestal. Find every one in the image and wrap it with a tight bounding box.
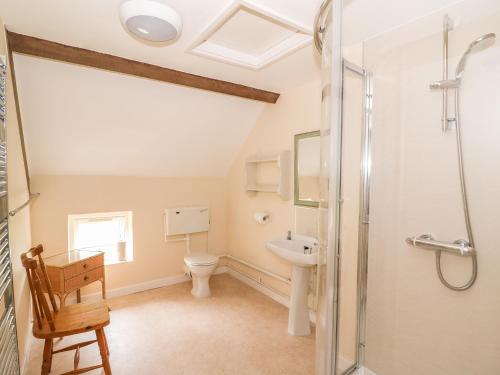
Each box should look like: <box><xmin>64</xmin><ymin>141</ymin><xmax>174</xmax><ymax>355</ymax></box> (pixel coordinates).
<box><xmin>288</xmin><ymin>265</ymin><xmax>311</xmax><ymax>336</ymax></box>
<box><xmin>265</xmin><ymin>234</ymin><xmax>318</xmax><ymax>336</ymax></box>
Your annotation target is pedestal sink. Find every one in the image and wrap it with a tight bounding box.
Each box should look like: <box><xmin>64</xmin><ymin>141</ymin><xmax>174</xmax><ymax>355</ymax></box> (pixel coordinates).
<box><xmin>266</xmin><ymin>234</ymin><xmax>318</xmax><ymax>336</ymax></box>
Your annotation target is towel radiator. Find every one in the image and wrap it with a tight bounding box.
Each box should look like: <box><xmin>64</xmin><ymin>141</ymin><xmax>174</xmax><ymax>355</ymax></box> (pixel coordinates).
<box><xmin>0</xmin><ymin>57</ymin><xmax>21</xmax><ymax>374</ymax></box>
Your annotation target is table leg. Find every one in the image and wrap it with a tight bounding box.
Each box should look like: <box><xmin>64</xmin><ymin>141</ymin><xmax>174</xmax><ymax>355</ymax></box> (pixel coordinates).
<box><xmin>101</xmin><ymin>278</ymin><xmax>106</xmax><ymax>300</ymax></box>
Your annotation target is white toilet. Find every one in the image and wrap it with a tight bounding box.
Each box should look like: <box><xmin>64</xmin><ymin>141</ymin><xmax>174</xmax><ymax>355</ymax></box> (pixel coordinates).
<box><xmin>184</xmin><ymin>253</ymin><xmax>219</xmax><ymax>298</ymax></box>
<box><xmin>165</xmin><ymin>206</ymin><xmax>217</xmax><ymax>298</ymax></box>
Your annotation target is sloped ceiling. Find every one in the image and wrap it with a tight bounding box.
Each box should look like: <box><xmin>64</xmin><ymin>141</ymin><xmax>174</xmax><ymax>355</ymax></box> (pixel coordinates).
<box><xmin>15</xmin><ymin>55</ymin><xmax>266</xmax><ymax>177</ymax></box>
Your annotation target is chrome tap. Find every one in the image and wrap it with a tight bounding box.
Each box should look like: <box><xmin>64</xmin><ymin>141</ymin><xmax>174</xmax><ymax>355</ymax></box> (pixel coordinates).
<box><xmin>286</xmin><ymin>230</ymin><xmax>292</xmax><ymax>240</ymax></box>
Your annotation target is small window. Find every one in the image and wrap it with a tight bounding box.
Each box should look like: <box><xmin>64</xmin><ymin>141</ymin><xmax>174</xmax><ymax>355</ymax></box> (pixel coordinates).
<box><xmin>68</xmin><ymin>211</ymin><xmax>133</xmax><ymax>265</ymax></box>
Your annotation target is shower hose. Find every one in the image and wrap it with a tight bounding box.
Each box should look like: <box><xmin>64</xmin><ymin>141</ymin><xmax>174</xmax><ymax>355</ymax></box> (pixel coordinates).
<box><xmin>435</xmin><ymin>88</ymin><xmax>478</xmax><ymax>291</ymax></box>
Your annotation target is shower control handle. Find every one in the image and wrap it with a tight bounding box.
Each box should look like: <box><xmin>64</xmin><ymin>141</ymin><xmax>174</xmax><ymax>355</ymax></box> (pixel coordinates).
<box><xmin>406</xmin><ymin>234</ymin><xmax>475</xmax><ymax>256</ymax></box>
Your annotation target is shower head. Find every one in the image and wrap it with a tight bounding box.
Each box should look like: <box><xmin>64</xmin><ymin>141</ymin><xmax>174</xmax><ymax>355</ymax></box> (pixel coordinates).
<box><xmin>456</xmin><ymin>33</ymin><xmax>496</xmax><ymax>79</ymax></box>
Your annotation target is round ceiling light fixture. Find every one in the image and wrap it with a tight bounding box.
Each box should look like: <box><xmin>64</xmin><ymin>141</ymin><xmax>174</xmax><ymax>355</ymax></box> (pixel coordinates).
<box><xmin>119</xmin><ymin>0</ymin><xmax>182</xmax><ymax>42</ymax></box>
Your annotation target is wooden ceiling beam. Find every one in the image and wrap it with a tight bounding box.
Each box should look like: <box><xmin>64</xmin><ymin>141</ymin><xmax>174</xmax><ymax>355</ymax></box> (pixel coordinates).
<box><xmin>6</xmin><ymin>31</ymin><xmax>280</xmax><ymax>104</ymax></box>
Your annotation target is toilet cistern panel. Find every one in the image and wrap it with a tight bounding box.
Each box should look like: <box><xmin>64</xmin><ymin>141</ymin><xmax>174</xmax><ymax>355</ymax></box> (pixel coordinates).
<box><xmin>165</xmin><ymin>206</ymin><xmax>210</xmax><ymax>236</ymax></box>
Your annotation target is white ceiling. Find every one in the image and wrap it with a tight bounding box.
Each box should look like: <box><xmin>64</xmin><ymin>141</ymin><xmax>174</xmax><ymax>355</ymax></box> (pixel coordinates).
<box><xmin>0</xmin><ymin>0</ymin><xmax>323</xmax><ymax>92</ymax></box>
<box><xmin>1</xmin><ymin>0</ymin><xmax>491</xmax><ymax>177</ymax></box>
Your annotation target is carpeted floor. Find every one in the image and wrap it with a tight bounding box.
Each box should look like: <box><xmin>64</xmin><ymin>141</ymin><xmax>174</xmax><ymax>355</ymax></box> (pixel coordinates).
<box><xmin>25</xmin><ymin>273</ymin><xmax>315</xmax><ymax>374</ymax></box>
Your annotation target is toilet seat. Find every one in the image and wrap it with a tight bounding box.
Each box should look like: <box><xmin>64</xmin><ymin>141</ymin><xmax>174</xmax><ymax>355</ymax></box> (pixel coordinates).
<box><xmin>184</xmin><ymin>254</ymin><xmax>218</xmax><ymax>266</ymax></box>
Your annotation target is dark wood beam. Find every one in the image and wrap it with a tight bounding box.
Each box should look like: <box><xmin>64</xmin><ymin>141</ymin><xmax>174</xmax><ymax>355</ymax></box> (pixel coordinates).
<box><xmin>6</xmin><ymin>31</ymin><xmax>280</xmax><ymax>104</ymax></box>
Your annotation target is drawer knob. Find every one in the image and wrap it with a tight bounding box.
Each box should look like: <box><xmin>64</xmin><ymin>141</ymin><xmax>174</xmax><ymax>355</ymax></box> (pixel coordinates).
<box><xmin>84</xmin><ymin>276</ymin><xmax>89</xmax><ymax>281</ymax></box>
<box><xmin>83</xmin><ymin>263</ymin><xmax>88</xmax><ymax>269</ymax></box>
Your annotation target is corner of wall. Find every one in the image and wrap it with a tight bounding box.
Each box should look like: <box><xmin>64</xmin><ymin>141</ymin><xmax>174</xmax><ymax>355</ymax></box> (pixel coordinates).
<box><xmin>1</xmin><ymin>22</ymin><xmax>34</xmax><ymax>370</ymax></box>
<box><xmin>224</xmin><ymin>79</ymin><xmax>322</xmax><ymax>285</ymax></box>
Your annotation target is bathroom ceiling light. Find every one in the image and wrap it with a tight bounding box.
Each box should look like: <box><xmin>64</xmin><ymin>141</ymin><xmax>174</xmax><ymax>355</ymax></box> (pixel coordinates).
<box><xmin>120</xmin><ymin>0</ymin><xmax>182</xmax><ymax>42</ymax></box>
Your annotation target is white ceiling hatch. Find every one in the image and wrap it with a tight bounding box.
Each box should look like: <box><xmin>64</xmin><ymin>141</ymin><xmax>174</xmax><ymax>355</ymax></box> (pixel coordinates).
<box><xmin>187</xmin><ymin>0</ymin><xmax>312</xmax><ymax>70</ymax></box>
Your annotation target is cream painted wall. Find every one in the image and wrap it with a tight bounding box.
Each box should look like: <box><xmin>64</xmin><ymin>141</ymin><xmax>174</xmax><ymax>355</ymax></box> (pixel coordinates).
<box><xmin>364</xmin><ymin>10</ymin><xmax>500</xmax><ymax>375</ymax></box>
<box><xmin>0</xmin><ymin>22</ymin><xmax>33</xmax><ymax>370</ymax></box>
<box><xmin>27</xmin><ymin>81</ymin><xmax>321</xmax><ymax>304</ymax></box>
<box><xmin>30</xmin><ymin>175</ymin><xmax>227</xmax><ymax>293</ymax></box>
<box><xmin>226</xmin><ymin>80</ymin><xmax>321</xmax><ymax>296</ymax></box>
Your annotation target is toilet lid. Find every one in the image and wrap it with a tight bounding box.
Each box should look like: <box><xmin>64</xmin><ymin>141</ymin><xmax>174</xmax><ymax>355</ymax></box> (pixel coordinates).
<box><xmin>184</xmin><ymin>254</ymin><xmax>219</xmax><ymax>266</ymax></box>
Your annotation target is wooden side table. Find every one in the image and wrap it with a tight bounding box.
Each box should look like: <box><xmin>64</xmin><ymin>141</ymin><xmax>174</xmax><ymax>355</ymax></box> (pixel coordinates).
<box><xmin>43</xmin><ymin>249</ymin><xmax>106</xmax><ymax>307</ymax></box>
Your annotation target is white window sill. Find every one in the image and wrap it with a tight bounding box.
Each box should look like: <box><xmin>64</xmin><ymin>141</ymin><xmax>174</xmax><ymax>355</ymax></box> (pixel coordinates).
<box><xmin>105</xmin><ymin>258</ymin><xmax>133</xmax><ymax>266</ymax></box>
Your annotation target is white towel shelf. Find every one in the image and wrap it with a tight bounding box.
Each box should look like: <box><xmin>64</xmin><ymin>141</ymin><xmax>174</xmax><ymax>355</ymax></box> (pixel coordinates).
<box><xmin>245</xmin><ymin>151</ymin><xmax>290</xmax><ymax>200</ymax></box>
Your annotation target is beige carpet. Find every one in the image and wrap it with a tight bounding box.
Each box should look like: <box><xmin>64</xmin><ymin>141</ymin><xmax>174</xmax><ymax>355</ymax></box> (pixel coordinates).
<box><xmin>25</xmin><ymin>274</ymin><xmax>315</xmax><ymax>375</ymax></box>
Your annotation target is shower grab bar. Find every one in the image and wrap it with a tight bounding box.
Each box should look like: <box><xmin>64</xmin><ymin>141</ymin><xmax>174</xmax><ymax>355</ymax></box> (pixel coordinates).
<box><xmin>406</xmin><ymin>234</ymin><xmax>475</xmax><ymax>256</ymax></box>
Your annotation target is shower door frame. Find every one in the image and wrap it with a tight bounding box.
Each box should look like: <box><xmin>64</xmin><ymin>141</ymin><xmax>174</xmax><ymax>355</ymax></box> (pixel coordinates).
<box><xmin>336</xmin><ymin>61</ymin><xmax>373</xmax><ymax>375</ymax></box>
<box><xmin>316</xmin><ymin>2</ymin><xmax>373</xmax><ymax>374</ymax></box>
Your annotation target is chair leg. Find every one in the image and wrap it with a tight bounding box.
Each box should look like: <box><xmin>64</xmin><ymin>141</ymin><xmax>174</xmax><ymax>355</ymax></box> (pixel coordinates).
<box><xmin>96</xmin><ymin>329</ymin><xmax>112</xmax><ymax>375</ymax></box>
<box><xmin>48</xmin><ymin>339</ymin><xmax>53</xmax><ymax>372</ymax></box>
<box><xmin>42</xmin><ymin>339</ymin><xmax>53</xmax><ymax>375</ymax></box>
<box><xmin>103</xmin><ymin>329</ymin><xmax>110</xmax><ymax>355</ymax></box>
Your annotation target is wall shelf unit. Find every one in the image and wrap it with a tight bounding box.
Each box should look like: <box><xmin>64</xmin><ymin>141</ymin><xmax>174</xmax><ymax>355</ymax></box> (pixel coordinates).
<box><xmin>245</xmin><ymin>150</ymin><xmax>290</xmax><ymax>200</ymax></box>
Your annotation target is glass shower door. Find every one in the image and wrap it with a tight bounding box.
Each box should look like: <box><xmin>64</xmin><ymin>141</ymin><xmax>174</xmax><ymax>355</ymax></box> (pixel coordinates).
<box><xmin>315</xmin><ymin>1</ymin><xmax>372</xmax><ymax>374</ymax></box>
<box><xmin>315</xmin><ymin>0</ymin><xmax>343</xmax><ymax>373</ymax></box>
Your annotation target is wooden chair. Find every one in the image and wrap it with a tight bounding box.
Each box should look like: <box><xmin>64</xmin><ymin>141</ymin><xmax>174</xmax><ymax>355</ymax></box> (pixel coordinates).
<box><xmin>21</xmin><ymin>245</ymin><xmax>112</xmax><ymax>375</ymax></box>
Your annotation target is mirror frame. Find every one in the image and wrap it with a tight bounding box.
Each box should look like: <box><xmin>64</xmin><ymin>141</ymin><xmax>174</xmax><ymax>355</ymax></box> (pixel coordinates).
<box><xmin>294</xmin><ymin>130</ymin><xmax>321</xmax><ymax>208</ymax></box>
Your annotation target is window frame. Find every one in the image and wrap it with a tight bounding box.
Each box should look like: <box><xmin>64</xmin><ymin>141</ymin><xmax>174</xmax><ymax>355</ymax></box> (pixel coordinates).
<box><xmin>68</xmin><ymin>211</ymin><xmax>134</xmax><ymax>265</ymax></box>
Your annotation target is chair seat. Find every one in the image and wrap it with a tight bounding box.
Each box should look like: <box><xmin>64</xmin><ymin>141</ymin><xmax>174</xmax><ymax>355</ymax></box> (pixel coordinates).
<box><xmin>33</xmin><ymin>301</ymin><xmax>110</xmax><ymax>339</ymax></box>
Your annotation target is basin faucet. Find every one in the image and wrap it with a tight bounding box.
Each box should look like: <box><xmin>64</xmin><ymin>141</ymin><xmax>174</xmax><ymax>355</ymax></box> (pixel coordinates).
<box><xmin>286</xmin><ymin>230</ymin><xmax>292</xmax><ymax>240</ymax></box>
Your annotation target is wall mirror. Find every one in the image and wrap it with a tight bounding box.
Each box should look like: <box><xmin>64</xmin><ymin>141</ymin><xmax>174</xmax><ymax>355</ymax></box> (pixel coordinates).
<box><xmin>294</xmin><ymin>130</ymin><xmax>321</xmax><ymax>207</ymax></box>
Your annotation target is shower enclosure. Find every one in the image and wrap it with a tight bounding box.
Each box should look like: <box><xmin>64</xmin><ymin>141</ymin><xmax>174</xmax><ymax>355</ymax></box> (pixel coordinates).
<box><xmin>315</xmin><ymin>0</ymin><xmax>500</xmax><ymax>374</ymax></box>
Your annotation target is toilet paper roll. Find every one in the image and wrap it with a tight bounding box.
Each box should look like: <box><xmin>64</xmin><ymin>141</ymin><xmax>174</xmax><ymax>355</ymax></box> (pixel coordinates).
<box><xmin>254</xmin><ymin>212</ymin><xmax>270</xmax><ymax>224</ymax></box>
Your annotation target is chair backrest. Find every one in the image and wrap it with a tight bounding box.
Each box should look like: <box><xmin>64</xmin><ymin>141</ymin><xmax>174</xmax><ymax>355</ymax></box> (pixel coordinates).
<box><xmin>20</xmin><ymin>245</ymin><xmax>58</xmax><ymax>331</ymax></box>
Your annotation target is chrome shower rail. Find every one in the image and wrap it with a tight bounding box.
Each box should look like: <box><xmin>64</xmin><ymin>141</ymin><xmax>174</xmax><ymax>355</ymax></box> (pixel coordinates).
<box><xmin>314</xmin><ymin>0</ymin><xmax>331</xmax><ymax>53</ymax></box>
<box><xmin>406</xmin><ymin>234</ymin><xmax>475</xmax><ymax>256</ymax></box>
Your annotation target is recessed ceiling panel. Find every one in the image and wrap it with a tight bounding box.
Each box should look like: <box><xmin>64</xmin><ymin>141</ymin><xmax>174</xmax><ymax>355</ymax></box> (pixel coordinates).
<box><xmin>188</xmin><ymin>1</ymin><xmax>312</xmax><ymax>70</ymax></box>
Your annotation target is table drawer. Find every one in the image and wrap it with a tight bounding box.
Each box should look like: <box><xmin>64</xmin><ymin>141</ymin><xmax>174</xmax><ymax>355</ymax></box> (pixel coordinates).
<box><xmin>65</xmin><ymin>266</ymin><xmax>103</xmax><ymax>291</ymax></box>
<box><xmin>63</xmin><ymin>255</ymin><xmax>103</xmax><ymax>280</ymax></box>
